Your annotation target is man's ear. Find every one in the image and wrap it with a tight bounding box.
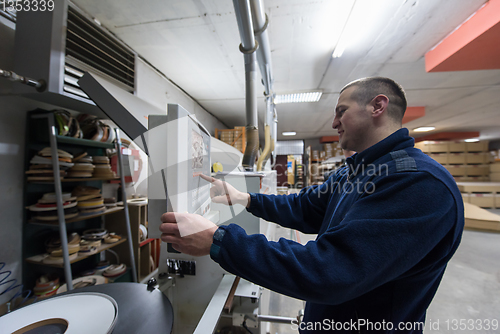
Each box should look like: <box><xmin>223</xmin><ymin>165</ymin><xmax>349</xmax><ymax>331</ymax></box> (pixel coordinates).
<box><xmin>369</xmin><ymin>94</ymin><xmax>389</xmax><ymax>118</ymax></box>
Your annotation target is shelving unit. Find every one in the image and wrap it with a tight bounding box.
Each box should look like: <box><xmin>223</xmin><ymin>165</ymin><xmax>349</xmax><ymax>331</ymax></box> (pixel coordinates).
<box><xmin>28</xmin><ymin>207</ymin><xmax>124</xmax><ymax>225</ymax></box>
<box><xmin>106</xmin><ymin>201</ymin><xmax>160</xmax><ymax>283</ymax></box>
<box><xmin>28</xmin><ymin>177</ymin><xmax>120</xmax><ymax>183</ymax></box>
<box><xmin>22</xmin><ymin>110</ymin><xmax>137</xmax><ymax>291</ymax></box>
<box><xmin>296</xmin><ymin>164</ymin><xmax>304</xmax><ymax>188</ymax></box>
<box><xmin>25</xmin><ymin>238</ymin><xmax>127</xmax><ymax>268</ymax></box>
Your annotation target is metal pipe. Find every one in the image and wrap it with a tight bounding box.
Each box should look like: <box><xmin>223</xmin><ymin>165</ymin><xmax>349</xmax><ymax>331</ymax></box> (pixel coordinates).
<box><xmin>249</xmin><ymin>0</ymin><xmax>277</xmax><ymax>166</ymax></box>
<box><xmin>233</xmin><ymin>0</ymin><xmax>259</xmax><ymax>171</ymax></box>
<box><xmin>256</xmin><ymin>95</ymin><xmax>274</xmax><ymax>170</ymax></box>
<box><xmin>115</xmin><ymin>129</ymin><xmax>138</xmax><ymax>282</ymax></box>
<box><xmin>45</xmin><ymin>116</ymin><xmax>73</xmax><ymax>291</ymax></box>
<box><xmin>258</xmin><ymin>314</ymin><xmax>296</xmax><ymax>324</ymax></box>
<box><xmin>249</xmin><ymin>0</ymin><xmax>273</xmax><ymax>96</ymax></box>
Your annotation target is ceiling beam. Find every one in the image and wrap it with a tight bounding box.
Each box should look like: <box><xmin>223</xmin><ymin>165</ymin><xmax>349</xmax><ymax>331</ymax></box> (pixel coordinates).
<box><xmin>320</xmin><ymin>136</ymin><xmax>339</xmax><ymax>143</ymax></box>
<box><xmin>414</xmin><ymin>131</ymin><xmax>480</xmax><ymax>142</ymax></box>
<box><xmin>403</xmin><ymin>107</ymin><xmax>425</xmax><ymax>124</ymax></box>
<box><xmin>425</xmin><ymin>0</ymin><xmax>500</xmax><ymax>72</ymax></box>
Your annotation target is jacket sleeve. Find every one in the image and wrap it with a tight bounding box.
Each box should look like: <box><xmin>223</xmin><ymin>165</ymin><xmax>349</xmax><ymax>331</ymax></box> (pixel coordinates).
<box><xmin>211</xmin><ymin>171</ymin><xmax>462</xmax><ymax>305</ymax></box>
<box><xmin>246</xmin><ymin>168</ymin><xmax>346</xmax><ymax>234</ymax></box>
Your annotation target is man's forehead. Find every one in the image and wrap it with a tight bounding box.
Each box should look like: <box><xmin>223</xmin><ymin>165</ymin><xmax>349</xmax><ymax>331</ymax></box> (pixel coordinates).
<box><xmin>336</xmin><ymin>86</ymin><xmax>356</xmax><ymax>107</ymax></box>
<box><xmin>339</xmin><ymin>86</ymin><xmax>357</xmax><ymax>100</ymax></box>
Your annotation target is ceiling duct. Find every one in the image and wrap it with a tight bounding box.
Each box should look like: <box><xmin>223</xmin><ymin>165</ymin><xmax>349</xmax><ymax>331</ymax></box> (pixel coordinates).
<box><xmin>14</xmin><ymin>0</ymin><xmax>135</xmax><ymax>114</ymax></box>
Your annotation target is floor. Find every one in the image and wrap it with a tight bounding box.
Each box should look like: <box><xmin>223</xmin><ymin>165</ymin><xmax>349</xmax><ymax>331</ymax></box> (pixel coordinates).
<box><xmin>262</xmin><ymin>224</ymin><xmax>500</xmax><ymax>334</ymax></box>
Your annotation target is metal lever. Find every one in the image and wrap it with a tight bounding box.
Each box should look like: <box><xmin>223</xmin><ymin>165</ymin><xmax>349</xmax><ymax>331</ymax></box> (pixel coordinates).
<box><xmin>0</xmin><ymin>68</ymin><xmax>46</xmax><ymax>92</ymax></box>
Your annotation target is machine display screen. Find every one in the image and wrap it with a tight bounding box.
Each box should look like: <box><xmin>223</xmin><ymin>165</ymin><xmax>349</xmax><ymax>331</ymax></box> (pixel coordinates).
<box><xmin>189</xmin><ymin>124</ymin><xmax>211</xmax><ymax>216</ymax></box>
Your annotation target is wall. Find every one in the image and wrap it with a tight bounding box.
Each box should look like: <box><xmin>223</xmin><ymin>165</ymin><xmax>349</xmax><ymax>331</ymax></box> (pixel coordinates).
<box><xmin>135</xmin><ymin>59</ymin><xmax>227</xmax><ymax>134</ymax></box>
<box><xmin>0</xmin><ymin>13</ymin><xmax>225</xmax><ymax>305</ymax></box>
<box><xmin>304</xmin><ymin>138</ymin><xmax>324</xmax><ymax>152</ymax></box>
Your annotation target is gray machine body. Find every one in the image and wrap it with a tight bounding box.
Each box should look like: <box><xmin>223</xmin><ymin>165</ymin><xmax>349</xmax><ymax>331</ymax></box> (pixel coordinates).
<box><xmin>147</xmin><ymin>104</ymin><xmax>212</xmax><ymax>239</ymax></box>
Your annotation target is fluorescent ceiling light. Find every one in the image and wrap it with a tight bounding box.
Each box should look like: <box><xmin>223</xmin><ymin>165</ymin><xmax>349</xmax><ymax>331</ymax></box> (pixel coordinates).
<box><xmin>332</xmin><ymin>0</ymin><xmax>391</xmax><ymax>58</ymax></box>
<box><xmin>413</xmin><ymin>127</ymin><xmax>435</xmax><ymax>132</ymax></box>
<box><xmin>275</xmin><ymin>92</ymin><xmax>322</xmax><ymax>104</ymax></box>
<box><xmin>282</xmin><ymin>132</ymin><xmax>297</xmax><ymax>136</ymax></box>
<box><xmin>465</xmin><ymin>138</ymin><xmax>479</xmax><ymax>142</ymax></box>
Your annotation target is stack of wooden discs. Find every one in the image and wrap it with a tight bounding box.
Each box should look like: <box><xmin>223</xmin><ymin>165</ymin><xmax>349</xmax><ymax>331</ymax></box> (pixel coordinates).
<box><xmin>72</xmin><ymin>185</ymin><xmax>106</xmax><ymax>216</ymax></box>
<box><xmin>79</xmin><ymin>239</ymin><xmax>101</xmax><ymax>255</ymax></box>
<box><xmin>28</xmin><ymin>192</ymin><xmax>79</xmax><ymax>221</ymax></box>
<box><xmin>42</xmin><ymin>232</ymin><xmax>81</xmax><ymax>265</ymax></box>
<box><xmin>92</xmin><ymin>156</ymin><xmax>115</xmax><ymax>179</ymax></box>
<box><xmin>26</xmin><ymin>148</ymin><xmax>74</xmax><ymax>181</ymax></box>
<box><xmin>67</xmin><ymin>152</ymin><xmax>95</xmax><ymax>178</ymax></box>
<box><xmin>33</xmin><ymin>275</ymin><xmax>60</xmax><ymax>298</ymax></box>
<box><xmin>104</xmin><ymin>197</ymin><xmax>117</xmax><ymax>208</ymax></box>
<box><xmin>66</xmin><ymin>163</ymin><xmax>95</xmax><ymax>178</ymax></box>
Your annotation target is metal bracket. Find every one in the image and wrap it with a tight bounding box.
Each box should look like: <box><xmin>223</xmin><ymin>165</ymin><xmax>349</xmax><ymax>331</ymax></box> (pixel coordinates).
<box><xmin>239</xmin><ymin>41</ymin><xmax>260</xmax><ymax>54</ymax></box>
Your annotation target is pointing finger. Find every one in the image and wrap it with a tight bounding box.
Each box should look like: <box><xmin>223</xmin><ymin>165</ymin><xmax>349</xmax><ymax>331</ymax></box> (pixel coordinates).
<box><xmin>200</xmin><ymin>174</ymin><xmax>216</xmax><ymax>183</ymax></box>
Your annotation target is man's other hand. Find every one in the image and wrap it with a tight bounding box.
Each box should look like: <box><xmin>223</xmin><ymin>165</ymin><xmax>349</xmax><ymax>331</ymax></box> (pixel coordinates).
<box><xmin>159</xmin><ymin>212</ymin><xmax>218</xmax><ymax>256</ymax></box>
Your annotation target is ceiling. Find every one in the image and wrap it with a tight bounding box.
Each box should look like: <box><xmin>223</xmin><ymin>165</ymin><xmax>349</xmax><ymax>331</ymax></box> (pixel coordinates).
<box><xmin>71</xmin><ymin>0</ymin><xmax>500</xmax><ymax>142</ymax></box>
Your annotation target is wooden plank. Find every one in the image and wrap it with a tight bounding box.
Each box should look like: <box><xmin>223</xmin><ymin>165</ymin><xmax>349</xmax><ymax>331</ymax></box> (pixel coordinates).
<box><xmin>223</xmin><ymin>276</ymin><xmax>241</xmax><ymax>312</ymax></box>
<box><xmin>26</xmin><ymin>238</ymin><xmax>127</xmax><ymax>268</ymax></box>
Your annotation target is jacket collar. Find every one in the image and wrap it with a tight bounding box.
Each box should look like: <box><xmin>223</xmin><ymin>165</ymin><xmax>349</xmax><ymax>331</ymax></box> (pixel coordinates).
<box><xmin>346</xmin><ymin>128</ymin><xmax>415</xmax><ymax>176</ymax></box>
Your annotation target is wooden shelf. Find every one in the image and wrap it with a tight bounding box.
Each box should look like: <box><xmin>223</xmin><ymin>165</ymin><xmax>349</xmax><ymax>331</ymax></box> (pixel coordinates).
<box><xmin>28</xmin><ymin>207</ymin><xmax>124</xmax><ymax>225</ymax></box>
<box><xmin>139</xmin><ymin>238</ymin><xmax>156</xmax><ymax>247</ymax></box>
<box><xmin>28</xmin><ymin>177</ymin><xmax>120</xmax><ymax>183</ymax></box>
<box><xmin>25</xmin><ymin>238</ymin><xmax>127</xmax><ymax>268</ymax></box>
<box><xmin>56</xmin><ymin>135</ymin><xmax>114</xmax><ymax>149</ymax></box>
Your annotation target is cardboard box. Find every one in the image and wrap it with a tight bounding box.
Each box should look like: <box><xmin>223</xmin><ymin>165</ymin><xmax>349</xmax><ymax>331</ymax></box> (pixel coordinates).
<box><xmin>445</xmin><ymin>165</ymin><xmax>466</xmax><ymax>176</ymax></box>
<box><xmin>466</xmin><ymin>153</ymin><xmax>489</xmax><ymax>164</ymax></box>
<box><xmin>469</xmin><ymin>193</ymin><xmax>495</xmax><ymax>208</ymax></box>
<box><xmin>454</xmin><ymin>176</ymin><xmax>490</xmax><ymax>182</ymax></box>
<box><xmin>490</xmin><ymin>163</ymin><xmax>500</xmax><ymax>173</ymax></box>
<box><xmin>461</xmin><ymin>193</ymin><xmax>469</xmax><ymax>203</ymax></box>
<box><xmin>490</xmin><ymin>172</ymin><xmax>500</xmax><ymax>182</ymax></box>
<box><xmin>466</xmin><ymin>165</ymin><xmax>489</xmax><ymax>176</ymax></box>
<box><xmin>464</xmin><ymin>202</ymin><xmax>500</xmax><ymax>232</ymax></box>
<box><xmin>448</xmin><ymin>142</ymin><xmax>466</xmax><ymax>152</ymax></box>
<box><xmin>456</xmin><ymin>182</ymin><xmax>500</xmax><ymax>193</ymax></box>
<box><xmin>415</xmin><ymin>141</ymin><xmax>428</xmax><ymax>153</ymax></box>
<box><xmin>466</xmin><ymin>141</ymin><xmax>489</xmax><ymax>152</ymax></box>
<box><xmin>448</xmin><ymin>153</ymin><xmax>466</xmax><ymax>164</ymax></box>
<box><xmin>323</xmin><ymin>143</ymin><xmax>339</xmax><ymax>151</ymax></box>
<box><xmin>287</xmin><ymin>157</ymin><xmax>296</xmax><ymax>185</ymax></box>
<box><xmin>429</xmin><ymin>153</ymin><xmax>448</xmax><ymax>165</ymax></box>
<box><xmin>429</xmin><ymin>142</ymin><xmax>449</xmax><ymax>153</ymax></box>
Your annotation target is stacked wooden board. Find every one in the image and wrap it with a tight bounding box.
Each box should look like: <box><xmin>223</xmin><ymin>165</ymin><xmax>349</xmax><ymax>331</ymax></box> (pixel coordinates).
<box><xmin>458</xmin><ymin>182</ymin><xmax>500</xmax><ymax>209</ymax></box>
<box><xmin>215</xmin><ymin>127</ymin><xmax>246</xmax><ymax>153</ymax></box>
<box><xmin>415</xmin><ymin>140</ymin><xmax>491</xmax><ymax>181</ymax></box>
<box><xmin>464</xmin><ymin>202</ymin><xmax>500</xmax><ymax>232</ymax></box>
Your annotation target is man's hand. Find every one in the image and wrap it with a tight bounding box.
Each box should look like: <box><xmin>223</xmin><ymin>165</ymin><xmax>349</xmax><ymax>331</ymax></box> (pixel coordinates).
<box><xmin>160</xmin><ymin>212</ymin><xmax>218</xmax><ymax>256</ymax></box>
<box><xmin>200</xmin><ymin>174</ymin><xmax>250</xmax><ymax>207</ymax></box>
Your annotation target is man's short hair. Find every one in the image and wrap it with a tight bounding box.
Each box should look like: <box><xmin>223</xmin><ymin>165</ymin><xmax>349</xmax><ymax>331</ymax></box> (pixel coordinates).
<box><xmin>341</xmin><ymin>77</ymin><xmax>407</xmax><ymax>121</ymax></box>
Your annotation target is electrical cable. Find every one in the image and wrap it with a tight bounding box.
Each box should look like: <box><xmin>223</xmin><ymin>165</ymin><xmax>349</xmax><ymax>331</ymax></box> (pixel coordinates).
<box><xmin>0</xmin><ymin>262</ymin><xmax>32</xmax><ymax>309</ymax></box>
<box><xmin>105</xmin><ymin>249</ymin><xmax>120</xmax><ymax>264</ymax></box>
<box><xmin>242</xmin><ymin>320</ymin><xmax>253</xmax><ymax>333</ymax></box>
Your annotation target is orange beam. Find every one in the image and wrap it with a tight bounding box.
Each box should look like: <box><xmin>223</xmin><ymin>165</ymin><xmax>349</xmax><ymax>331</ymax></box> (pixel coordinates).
<box><xmin>320</xmin><ymin>136</ymin><xmax>339</xmax><ymax>143</ymax></box>
<box><xmin>403</xmin><ymin>107</ymin><xmax>425</xmax><ymax>124</ymax></box>
<box><xmin>425</xmin><ymin>0</ymin><xmax>500</xmax><ymax>72</ymax></box>
<box><xmin>414</xmin><ymin>131</ymin><xmax>479</xmax><ymax>142</ymax></box>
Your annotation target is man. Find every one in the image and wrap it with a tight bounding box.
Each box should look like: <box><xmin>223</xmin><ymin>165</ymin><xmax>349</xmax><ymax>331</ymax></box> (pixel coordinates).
<box><xmin>160</xmin><ymin>77</ymin><xmax>464</xmax><ymax>333</ymax></box>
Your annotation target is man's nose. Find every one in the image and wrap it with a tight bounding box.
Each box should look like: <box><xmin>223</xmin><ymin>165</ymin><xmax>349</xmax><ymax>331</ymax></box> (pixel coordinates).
<box><xmin>332</xmin><ymin>116</ymin><xmax>339</xmax><ymax>129</ymax></box>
